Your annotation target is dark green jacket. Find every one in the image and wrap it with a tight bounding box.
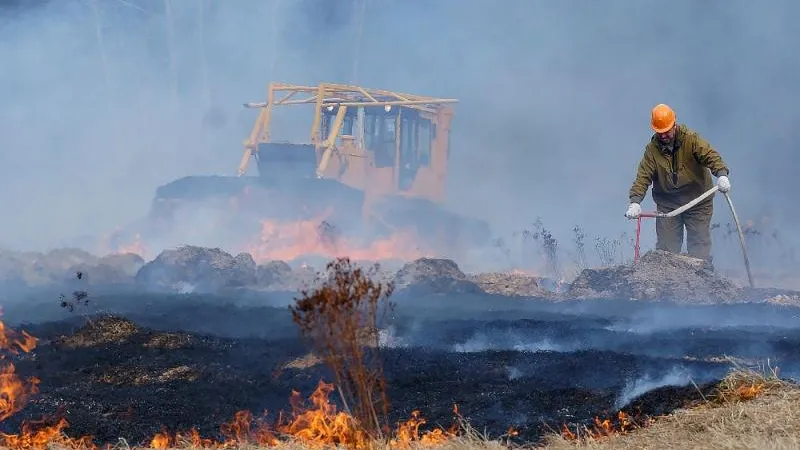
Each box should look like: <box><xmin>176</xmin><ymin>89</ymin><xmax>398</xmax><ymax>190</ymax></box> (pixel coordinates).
<box><xmin>628</xmin><ymin>124</ymin><xmax>729</xmax><ymax>210</ymax></box>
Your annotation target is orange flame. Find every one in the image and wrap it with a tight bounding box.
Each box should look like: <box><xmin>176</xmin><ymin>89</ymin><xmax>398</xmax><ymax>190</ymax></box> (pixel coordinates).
<box><xmin>0</xmin><ymin>318</ymin><xmax>40</xmax><ymax>422</ymax></box>
<box><xmin>561</xmin><ymin>410</ymin><xmax>653</xmax><ymax>442</ymax></box>
<box><xmin>0</xmin><ymin>364</ymin><xmax>40</xmax><ymax>423</ymax></box>
<box><xmin>390</xmin><ymin>409</ymin><xmax>458</xmax><ymax>449</ymax></box>
<box><xmin>148</xmin><ymin>380</ymin><xmax>458</xmax><ymax>449</ymax></box>
<box><xmin>114</xmin><ymin>233</ymin><xmax>148</xmax><ymax>259</ymax></box>
<box><xmin>98</xmin><ymin>227</ymin><xmax>149</xmax><ymax>259</ymax></box>
<box><xmin>150</xmin><ymin>427</ymin><xmax>215</xmax><ymax>449</ymax></box>
<box><xmin>247</xmin><ymin>216</ymin><xmax>431</xmax><ymax>263</ymax></box>
<box><xmin>0</xmin><ymin>321</ymin><xmax>38</xmax><ymax>357</ymax></box>
<box><xmin>1</xmin><ymin>314</ymin><xmax>461</xmax><ymax>450</ymax></box>
<box><xmin>0</xmin><ymin>417</ymin><xmax>96</xmax><ymax>450</ymax></box>
<box><xmin>276</xmin><ymin>381</ymin><xmax>370</xmax><ymax>449</ymax></box>
<box><xmin>149</xmin><ymin>430</ymin><xmax>170</xmax><ymax>450</ymax></box>
<box><xmin>220</xmin><ymin>410</ymin><xmax>278</xmax><ymax>447</ymax></box>
<box><xmin>0</xmin><ymin>316</ymin><xmax>96</xmax><ymax>450</ymax></box>
<box><xmin>735</xmin><ymin>384</ymin><xmax>764</xmax><ymax>400</ymax></box>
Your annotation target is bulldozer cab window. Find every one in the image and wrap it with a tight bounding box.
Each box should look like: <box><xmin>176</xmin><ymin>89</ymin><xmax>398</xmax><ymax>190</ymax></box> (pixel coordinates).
<box><xmin>364</xmin><ymin>108</ymin><xmax>396</xmax><ymax>168</ymax></box>
<box><xmin>320</xmin><ymin>107</ymin><xmax>355</xmax><ymax>143</ymax></box>
<box><xmin>341</xmin><ymin>115</ymin><xmax>354</xmax><ymax>136</ymax></box>
<box><xmin>417</xmin><ymin>118</ymin><xmax>432</xmax><ymax>166</ymax></box>
<box><xmin>399</xmin><ymin>109</ymin><xmax>422</xmax><ymax>190</ymax></box>
<box><xmin>400</xmin><ymin>112</ymin><xmax>418</xmax><ymax>164</ymax></box>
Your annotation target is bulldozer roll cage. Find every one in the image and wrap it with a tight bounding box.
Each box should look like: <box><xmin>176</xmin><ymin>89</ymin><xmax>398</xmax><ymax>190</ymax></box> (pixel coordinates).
<box><xmin>238</xmin><ymin>82</ymin><xmax>457</xmax><ymax>179</ymax></box>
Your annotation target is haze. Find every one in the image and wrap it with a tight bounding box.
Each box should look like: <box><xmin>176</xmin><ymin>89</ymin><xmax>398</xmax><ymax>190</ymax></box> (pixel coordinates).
<box><xmin>1</xmin><ymin>0</ymin><xmax>798</xmax><ymax>272</ymax></box>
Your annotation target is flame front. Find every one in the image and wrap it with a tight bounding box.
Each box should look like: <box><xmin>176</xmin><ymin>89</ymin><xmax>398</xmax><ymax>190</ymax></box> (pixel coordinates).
<box><xmin>0</xmin><ymin>316</ymin><xmax>96</xmax><ymax>450</ymax></box>
<box><xmin>220</xmin><ymin>410</ymin><xmax>278</xmax><ymax>447</ymax></box>
<box><xmin>114</xmin><ymin>233</ymin><xmax>148</xmax><ymax>258</ymax></box>
<box><xmin>99</xmin><ymin>227</ymin><xmax>149</xmax><ymax>260</ymax></box>
<box><xmin>0</xmin><ymin>319</ymin><xmax>39</xmax><ymax>422</ymax></box>
<box><xmin>276</xmin><ymin>381</ymin><xmax>369</xmax><ymax>449</ymax></box>
<box><xmin>1</xmin><ymin>304</ymin><xmax>458</xmax><ymax>450</ymax></box>
<box><xmin>390</xmin><ymin>409</ymin><xmax>458</xmax><ymax>449</ymax></box>
<box><xmin>150</xmin><ymin>427</ymin><xmax>215</xmax><ymax>450</ymax></box>
<box><xmin>248</xmin><ymin>216</ymin><xmax>431</xmax><ymax>263</ymax></box>
<box><xmin>149</xmin><ymin>380</ymin><xmax>458</xmax><ymax>449</ymax></box>
<box><xmin>0</xmin><ymin>417</ymin><xmax>95</xmax><ymax>450</ymax></box>
<box><xmin>561</xmin><ymin>410</ymin><xmax>653</xmax><ymax>442</ymax></box>
<box><xmin>0</xmin><ymin>364</ymin><xmax>39</xmax><ymax>423</ymax></box>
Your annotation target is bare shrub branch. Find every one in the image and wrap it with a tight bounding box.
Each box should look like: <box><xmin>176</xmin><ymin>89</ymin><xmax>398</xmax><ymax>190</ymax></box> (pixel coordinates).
<box><xmin>289</xmin><ymin>257</ymin><xmax>396</xmax><ymax>441</ymax></box>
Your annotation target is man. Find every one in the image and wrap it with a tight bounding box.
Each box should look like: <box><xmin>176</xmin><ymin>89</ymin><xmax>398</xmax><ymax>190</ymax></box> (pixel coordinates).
<box><xmin>625</xmin><ymin>103</ymin><xmax>731</xmax><ymax>262</ymax></box>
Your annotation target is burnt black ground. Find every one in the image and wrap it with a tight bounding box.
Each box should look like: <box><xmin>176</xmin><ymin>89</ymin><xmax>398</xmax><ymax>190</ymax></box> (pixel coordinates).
<box><xmin>1</xmin><ymin>286</ymin><xmax>799</xmax><ymax>446</ymax></box>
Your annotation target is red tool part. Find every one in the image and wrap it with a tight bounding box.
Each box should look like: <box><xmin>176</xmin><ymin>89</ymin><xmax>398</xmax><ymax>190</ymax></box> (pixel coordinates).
<box><xmin>633</xmin><ymin>212</ymin><xmax>658</xmax><ymax>263</ymax></box>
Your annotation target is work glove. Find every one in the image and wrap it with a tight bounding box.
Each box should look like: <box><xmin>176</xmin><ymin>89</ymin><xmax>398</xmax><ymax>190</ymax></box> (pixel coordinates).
<box><xmin>625</xmin><ymin>203</ymin><xmax>641</xmax><ymax>219</ymax></box>
<box><xmin>717</xmin><ymin>175</ymin><xmax>731</xmax><ymax>193</ymax></box>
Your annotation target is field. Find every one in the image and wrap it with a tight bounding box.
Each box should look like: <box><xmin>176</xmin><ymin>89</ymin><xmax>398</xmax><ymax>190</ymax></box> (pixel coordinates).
<box><xmin>1</xmin><ymin>269</ymin><xmax>799</xmax><ymax>449</ymax></box>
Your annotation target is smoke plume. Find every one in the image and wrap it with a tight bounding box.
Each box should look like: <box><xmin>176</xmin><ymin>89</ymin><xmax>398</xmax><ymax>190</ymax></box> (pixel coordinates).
<box><xmin>1</xmin><ymin>0</ymin><xmax>798</xmax><ymax>279</ymax></box>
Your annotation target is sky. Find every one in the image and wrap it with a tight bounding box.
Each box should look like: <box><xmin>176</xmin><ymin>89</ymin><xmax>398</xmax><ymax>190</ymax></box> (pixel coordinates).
<box><xmin>0</xmin><ymin>0</ymin><xmax>798</xmax><ymax>269</ymax></box>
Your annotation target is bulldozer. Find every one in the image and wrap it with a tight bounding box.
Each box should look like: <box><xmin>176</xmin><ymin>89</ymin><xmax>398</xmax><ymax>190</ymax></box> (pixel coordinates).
<box><xmin>144</xmin><ymin>82</ymin><xmax>491</xmax><ymax>258</ymax></box>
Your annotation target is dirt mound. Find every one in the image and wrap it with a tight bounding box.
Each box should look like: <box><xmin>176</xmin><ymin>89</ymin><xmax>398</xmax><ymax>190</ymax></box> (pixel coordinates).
<box><xmin>256</xmin><ymin>260</ymin><xmax>292</xmax><ymax>286</ymax></box>
<box><xmin>0</xmin><ymin>248</ymin><xmax>146</xmax><ymax>287</ymax></box>
<box><xmin>567</xmin><ymin>250</ymin><xmax>742</xmax><ymax>303</ymax></box>
<box><xmin>98</xmin><ymin>253</ymin><xmax>145</xmax><ymax>277</ymax></box>
<box><xmin>0</xmin><ymin>248</ymin><xmax>100</xmax><ymax>287</ymax></box>
<box><xmin>67</xmin><ymin>262</ymin><xmax>136</xmax><ymax>287</ymax></box>
<box><xmin>54</xmin><ymin>316</ymin><xmax>139</xmax><ymax>348</ymax></box>
<box><xmin>763</xmin><ymin>293</ymin><xmax>800</xmax><ymax>307</ymax></box>
<box><xmin>393</xmin><ymin>257</ymin><xmax>483</xmax><ymax>295</ymax></box>
<box><xmin>254</xmin><ymin>260</ymin><xmax>321</xmax><ymax>291</ymax></box>
<box><xmin>469</xmin><ymin>271</ymin><xmax>553</xmax><ymax>298</ymax></box>
<box><xmin>135</xmin><ymin>246</ymin><xmax>257</xmax><ymax>293</ymax></box>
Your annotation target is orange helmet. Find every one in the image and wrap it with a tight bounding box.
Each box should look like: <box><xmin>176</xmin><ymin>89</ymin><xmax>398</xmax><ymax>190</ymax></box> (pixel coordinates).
<box><xmin>650</xmin><ymin>103</ymin><xmax>676</xmax><ymax>133</ymax></box>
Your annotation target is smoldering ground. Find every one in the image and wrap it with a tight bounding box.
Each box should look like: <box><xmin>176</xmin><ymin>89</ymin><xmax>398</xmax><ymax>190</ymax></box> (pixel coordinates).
<box><xmin>2</xmin><ymin>0</ymin><xmax>800</xmax><ymax>277</ymax></box>
<box><xmin>2</xmin><ymin>286</ymin><xmax>799</xmax><ymax>445</ymax></box>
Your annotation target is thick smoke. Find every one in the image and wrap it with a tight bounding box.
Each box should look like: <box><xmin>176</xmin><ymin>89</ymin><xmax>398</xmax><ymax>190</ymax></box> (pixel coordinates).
<box><xmin>1</xmin><ymin>0</ymin><xmax>799</xmax><ymax>277</ymax></box>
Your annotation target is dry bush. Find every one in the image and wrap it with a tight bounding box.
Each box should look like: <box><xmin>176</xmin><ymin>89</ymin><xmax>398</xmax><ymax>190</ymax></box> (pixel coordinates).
<box><xmin>516</xmin><ymin>218</ymin><xmax>561</xmax><ymax>279</ymax></box>
<box><xmin>572</xmin><ymin>226</ymin><xmax>589</xmax><ymax>271</ymax></box>
<box><xmin>289</xmin><ymin>257</ymin><xmax>396</xmax><ymax>441</ymax></box>
<box><xmin>593</xmin><ymin>237</ymin><xmax>620</xmax><ymax>267</ymax></box>
<box><xmin>709</xmin><ymin>363</ymin><xmax>787</xmax><ymax>405</ymax></box>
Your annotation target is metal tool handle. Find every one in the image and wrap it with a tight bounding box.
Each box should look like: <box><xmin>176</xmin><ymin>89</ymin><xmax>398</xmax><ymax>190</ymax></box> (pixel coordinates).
<box><xmin>722</xmin><ymin>191</ymin><xmax>755</xmax><ymax>288</ymax></box>
<box><xmin>628</xmin><ymin>185</ymin><xmax>719</xmax><ymax>219</ymax></box>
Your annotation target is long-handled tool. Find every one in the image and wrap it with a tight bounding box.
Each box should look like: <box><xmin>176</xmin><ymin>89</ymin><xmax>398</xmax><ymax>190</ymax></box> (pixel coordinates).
<box><xmin>630</xmin><ymin>185</ymin><xmax>754</xmax><ymax>288</ymax></box>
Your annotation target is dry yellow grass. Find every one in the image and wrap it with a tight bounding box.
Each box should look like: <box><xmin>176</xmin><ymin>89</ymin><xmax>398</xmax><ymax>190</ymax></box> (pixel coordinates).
<box><xmin>541</xmin><ymin>365</ymin><xmax>800</xmax><ymax>450</ymax></box>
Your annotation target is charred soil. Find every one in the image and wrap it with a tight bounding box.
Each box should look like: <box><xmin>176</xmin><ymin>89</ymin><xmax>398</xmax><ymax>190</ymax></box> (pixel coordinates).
<box><xmin>2</xmin><ymin>290</ymin><xmax>799</xmax><ymax>447</ymax></box>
